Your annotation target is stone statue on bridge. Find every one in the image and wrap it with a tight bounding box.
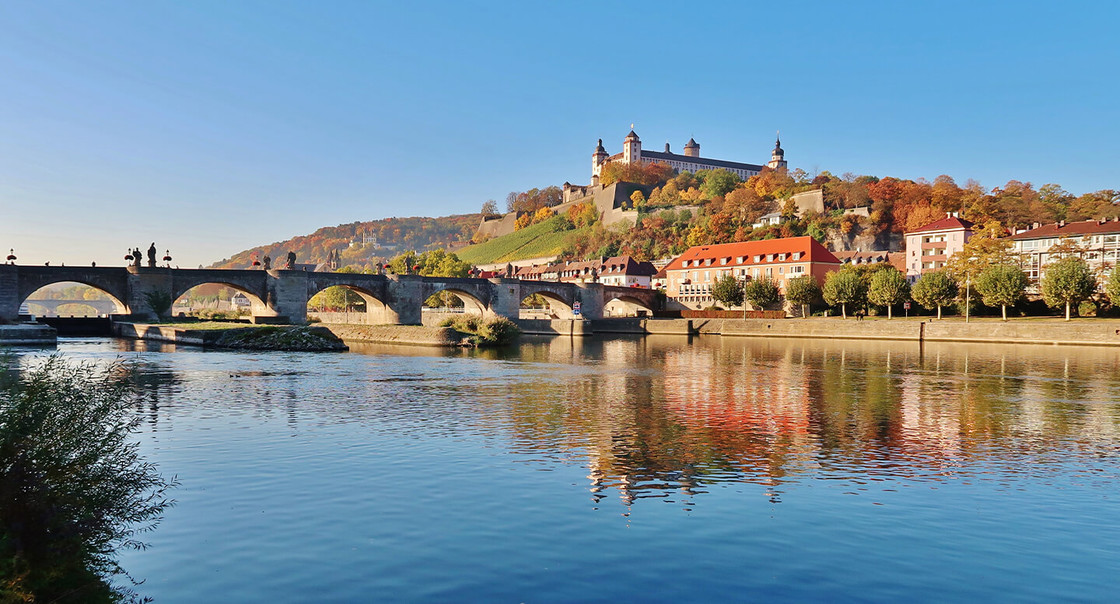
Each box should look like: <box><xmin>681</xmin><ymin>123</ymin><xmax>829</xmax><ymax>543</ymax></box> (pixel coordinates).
<box><xmin>286</xmin><ymin>251</ymin><xmax>296</xmax><ymax>270</ymax></box>
<box><xmin>147</xmin><ymin>243</ymin><xmax>157</xmax><ymax>268</ymax></box>
<box><xmin>505</xmin><ymin>263</ymin><xmax>513</xmax><ymax>278</ymax></box>
<box><xmin>263</xmin><ymin>255</ymin><xmax>271</xmax><ymax>270</ymax></box>
<box><xmin>133</xmin><ymin>248</ymin><xmax>142</xmax><ymax>268</ymax></box>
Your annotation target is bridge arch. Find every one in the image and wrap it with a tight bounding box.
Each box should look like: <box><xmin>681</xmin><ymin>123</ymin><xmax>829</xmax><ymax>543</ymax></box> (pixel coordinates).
<box><xmin>172</xmin><ymin>283</ymin><xmax>269</xmax><ymax>317</ymax></box>
<box><xmin>19</xmin><ymin>279</ymin><xmax>128</xmax><ymax>316</ymax></box>
<box><xmin>306</xmin><ymin>282</ymin><xmax>393</xmax><ymax>325</ymax></box>
<box><xmin>603</xmin><ymin>294</ymin><xmax>656</xmax><ymax>317</ymax></box>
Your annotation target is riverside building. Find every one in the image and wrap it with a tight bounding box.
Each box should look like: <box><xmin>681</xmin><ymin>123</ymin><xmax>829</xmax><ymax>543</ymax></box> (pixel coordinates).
<box><xmin>661</xmin><ymin>236</ymin><xmax>841</xmax><ymax>310</ymax></box>
<box><xmin>1010</xmin><ymin>218</ymin><xmax>1120</xmax><ymax>281</ymax></box>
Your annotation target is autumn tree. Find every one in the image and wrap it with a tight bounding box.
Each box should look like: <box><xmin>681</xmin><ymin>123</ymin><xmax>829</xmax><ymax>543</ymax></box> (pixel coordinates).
<box><xmin>598</xmin><ymin>161</ymin><xmax>675</xmax><ymax>186</ymax></box>
<box><xmin>480</xmin><ymin>199</ymin><xmax>499</xmax><ymax>217</ymax></box>
<box><xmin>975</xmin><ymin>264</ymin><xmax>1028</xmax><ymax>321</ymax></box>
<box><xmin>743</xmin><ymin>278</ymin><xmax>780</xmax><ymax>310</ymax></box>
<box><xmin>823</xmin><ymin>268</ymin><xmax>866</xmax><ymax>318</ymax></box>
<box><xmin>1040</xmin><ymin>256</ymin><xmax>1097</xmax><ymax>320</ymax></box>
<box><xmin>867</xmin><ymin>268</ymin><xmax>910</xmax><ymax>319</ymax></box>
<box><xmin>710</xmin><ymin>274</ymin><xmax>744</xmax><ymax>309</ymax></box>
<box><xmin>911</xmin><ymin>270</ymin><xmax>958</xmax><ymax>319</ymax></box>
<box><xmin>785</xmin><ymin>275</ymin><xmax>822</xmax><ymax>318</ymax></box>
<box><xmin>945</xmin><ymin>220</ymin><xmax>1015</xmax><ymax>287</ymax></box>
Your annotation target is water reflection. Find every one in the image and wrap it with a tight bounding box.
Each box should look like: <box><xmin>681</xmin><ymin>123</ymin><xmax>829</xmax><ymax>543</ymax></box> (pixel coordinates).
<box><xmin>478</xmin><ymin>336</ymin><xmax>1120</xmax><ymax>509</ymax></box>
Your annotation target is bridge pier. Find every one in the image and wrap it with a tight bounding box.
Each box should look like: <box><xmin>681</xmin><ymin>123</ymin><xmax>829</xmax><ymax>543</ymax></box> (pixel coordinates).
<box><xmin>127</xmin><ymin>267</ymin><xmax>171</xmax><ymax>320</ymax></box>
<box><xmin>488</xmin><ymin>278</ymin><xmax>523</xmax><ymax>321</ymax></box>
<box><xmin>0</xmin><ymin>265</ymin><xmax>18</xmax><ymax>323</ymax></box>
<box><xmin>381</xmin><ymin>275</ymin><xmax>423</xmax><ymax>325</ymax></box>
<box><xmin>268</xmin><ymin>269</ymin><xmax>309</xmax><ymax>322</ymax></box>
<box><xmin>573</xmin><ymin>283</ymin><xmax>606</xmax><ymax>320</ymax></box>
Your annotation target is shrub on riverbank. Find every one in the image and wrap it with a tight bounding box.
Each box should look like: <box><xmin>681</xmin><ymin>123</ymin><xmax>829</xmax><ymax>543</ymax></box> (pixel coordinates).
<box><xmin>438</xmin><ymin>316</ymin><xmax>521</xmax><ymax>346</ymax></box>
<box><xmin>0</xmin><ymin>355</ymin><xmax>176</xmax><ymax>602</ymax></box>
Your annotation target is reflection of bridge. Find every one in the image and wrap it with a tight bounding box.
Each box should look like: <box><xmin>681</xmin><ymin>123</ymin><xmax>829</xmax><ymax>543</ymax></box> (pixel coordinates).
<box><xmin>0</xmin><ymin>265</ymin><xmax>660</xmax><ymax>324</ymax></box>
<box><xmin>23</xmin><ymin>298</ymin><xmax>121</xmax><ymax>315</ymax></box>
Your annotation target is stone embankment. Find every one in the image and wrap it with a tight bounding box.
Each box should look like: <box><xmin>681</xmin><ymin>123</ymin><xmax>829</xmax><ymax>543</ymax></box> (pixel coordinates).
<box><xmin>321</xmin><ymin>324</ymin><xmax>464</xmax><ymax>347</ymax></box>
<box><xmin>587</xmin><ymin>317</ymin><xmax>1120</xmax><ymax>347</ymax></box>
<box><xmin>0</xmin><ymin>324</ymin><xmax>57</xmax><ymax>345</ymax></box>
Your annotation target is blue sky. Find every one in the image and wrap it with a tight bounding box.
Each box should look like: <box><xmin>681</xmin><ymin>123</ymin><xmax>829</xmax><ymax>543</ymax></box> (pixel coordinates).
<box><xmin>2</xmin><ymin>1</ymin><xmax>1118</xmax><ymax>267</ymax></box>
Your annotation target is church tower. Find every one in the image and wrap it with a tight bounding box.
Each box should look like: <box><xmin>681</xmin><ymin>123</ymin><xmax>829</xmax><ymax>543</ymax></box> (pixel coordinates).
<box><xmin>622</xmin><ymin>129</ymin><xmax>641</xmax><ymax>165</ymax></box>
<box><xmin>766</xmin><ymin>133</ymin><xmax>787</xmax><ymax>170</ymax></box>
<box><xmin>591</xmin><ymin>138</ymin><xmax>608</xmax><ymax>185</ymax></box>
<box><xmin>683</xmin><ymin>137</ymin><xmax>700</xmax><ymax>158</ymax></box>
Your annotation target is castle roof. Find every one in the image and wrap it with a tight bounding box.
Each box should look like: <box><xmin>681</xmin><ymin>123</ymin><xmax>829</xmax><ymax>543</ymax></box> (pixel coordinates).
<box><xmin>685</xmin><ymin>137</ymin><xmax>699</xmax><ymax>148</ymax></box>
<box><xmin>639</xmin><ymin>149</ymin><xmax>765</xmax><ymax>173</ymax></box>
<box><xmin>905</xmin><ymin>216</ymin><xmax>974</xmax><ymax>234</ymax></box>
<box><xmin>626</xmin><ymin>130</ymin><xmax>640</xmax><ymax>141</ymax></box>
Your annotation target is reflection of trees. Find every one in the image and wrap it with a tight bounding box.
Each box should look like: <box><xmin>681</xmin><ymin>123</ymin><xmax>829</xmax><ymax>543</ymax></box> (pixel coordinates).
<box><xmin>500</xmin><ymin>336</ymin><xmax>1120</xmax><ymax>511</ymax></box>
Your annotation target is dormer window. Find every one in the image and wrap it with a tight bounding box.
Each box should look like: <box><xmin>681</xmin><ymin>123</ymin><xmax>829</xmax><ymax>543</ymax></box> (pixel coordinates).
<box><xmin>778</xmin><ymin>253</ymin><xmax>786</xmax><ymax>261</ymax></box>
<box><xmin>767</xmin><ymin>254</ymin><xmax>775</xmax><ymax>262</ymax></box>
<box><xmin>736</xmin><ymin>256</ymin><xmax>744</xmax><ymax>263</ymax></box>
<box><xmin>753</xmin><ymin>255</ymin><xmax>761</xmax><ymax>262</ymax></box>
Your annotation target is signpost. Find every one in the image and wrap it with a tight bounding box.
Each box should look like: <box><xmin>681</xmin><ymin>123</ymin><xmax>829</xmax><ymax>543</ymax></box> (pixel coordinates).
<box><xmin>573</xmin><ymin>301</ymin><xmax>581</xmax><ymax>317</ymax></box>
<box><xmin>904</xmin><ymin>301</ymin><xmax>911</xmax><ymax>318</ymax></box>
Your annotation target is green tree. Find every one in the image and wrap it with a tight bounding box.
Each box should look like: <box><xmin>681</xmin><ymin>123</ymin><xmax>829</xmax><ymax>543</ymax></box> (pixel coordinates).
<box><xmin>975</xmin><ymin>264</ymin><xmax>1028</xmax><ymax>321</ymax></box>
<box><xmin>1106</xmin><ymin>265</ymin><xmax>1120</xmax><ymax>309</ymax></box>
<box><xmin>867</xmin><ymin>268</ymin><xmax>910</xmax><ymax>319</ymax></box>
<box><xmin>743</xmin><ymin>278</ymin><xmax>780</xmax><ymax>310</ymax></box>
<box><xmin>785</xmin><ymin>275</ymin><xmax>822</xmax><ymax>318</ymax></box>
<box><xmin>911</xmin><ymin>270</ymin><xmax>958</xmax><ymax>319</ymax></box>
<box><xmin>710</xmin><ymin>274</ymin><xmax>744</xmax><ymax>309</ymax></box>
<box><xmin>822</xmin><ymin>268</ymin><xmax>867</xmax><ymax>318</ymax></box>
<box><xmin>1040</xmin><ymin>256</ymin><xmax>1097</xmax><ymax>320</ymax></box>
<box><xmin>699</xmin><ymin>169</ymin><xmax>741</xmax><ymax>199</ymax></box>
<box><xmin>0</xmin><ymin>356</ymin><xmax>175</xmax><ymax>601</ymax></box>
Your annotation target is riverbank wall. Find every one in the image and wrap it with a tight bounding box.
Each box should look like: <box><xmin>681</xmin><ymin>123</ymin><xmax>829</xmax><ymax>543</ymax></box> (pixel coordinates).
<box><xmin>0</xmin><ymin>324</ymin><xmax>57</xmax><ymax>345</ymax></box>
<box><xmin>321</xmin><ymin>324</ymin><xmax>463</xmax><ymax>347</ymax></box>
<box><xmin>586</xmin><ymin>317</ymin><xmax>1120</xmax><ymax>347</ymax></box>
<box><xmin>113</xmin><ymin>323</ymin><xmax>223</xmax><ymax>346</ymax></box>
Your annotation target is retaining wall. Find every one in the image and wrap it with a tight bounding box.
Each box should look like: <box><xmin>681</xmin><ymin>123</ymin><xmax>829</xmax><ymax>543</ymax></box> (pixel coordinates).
<box><xmin>0</xmin><ymin>324</ymin><xmax>57</xmax><ymax>345</ymax></box>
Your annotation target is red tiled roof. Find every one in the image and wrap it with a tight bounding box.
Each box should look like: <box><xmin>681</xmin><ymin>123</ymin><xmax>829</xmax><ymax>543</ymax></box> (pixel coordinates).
<box><xmin>662</xmin><ymin>237</ymin><xmax>841</xmax><ymax>273</ymax></box>
<box><xmin>1009</xmin><ymin>219</ymin><xmax>1120</xmax><ymax>240</ymax></box>
<box><xmin>905</xmin><ymin>216</ymin><xmax>974</xmax><ymax>234</ymax></box>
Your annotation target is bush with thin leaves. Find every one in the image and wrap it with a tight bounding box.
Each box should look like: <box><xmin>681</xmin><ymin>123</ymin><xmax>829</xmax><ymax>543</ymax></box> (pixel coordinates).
<box><xmin>0</xmin><ymin>355</ymin><xmax>176</xmax><ymax>602</ymax></box>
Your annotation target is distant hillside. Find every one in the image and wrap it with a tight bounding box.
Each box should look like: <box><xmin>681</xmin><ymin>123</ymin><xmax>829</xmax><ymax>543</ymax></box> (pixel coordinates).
<box><xmin>212</xmin><ymin>214</ymin><xmax>480</xmax><ymax>270</ymax></box>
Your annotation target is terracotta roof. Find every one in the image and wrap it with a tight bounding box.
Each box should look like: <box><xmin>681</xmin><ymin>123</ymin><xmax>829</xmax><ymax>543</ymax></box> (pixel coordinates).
<box><xmin>662</xmin><ymin>237</ymin><xmax>841</xmax><ymax>273</ymax></box>
<box><xmin>905</xmin><ymin>216</ymin><xmax>974</xmax><ymax>234</ymax></box>
<box><xmin>1009</xmin><ymin>219</ymin><xmax>1120</xmax><ymax>240</ymax></box>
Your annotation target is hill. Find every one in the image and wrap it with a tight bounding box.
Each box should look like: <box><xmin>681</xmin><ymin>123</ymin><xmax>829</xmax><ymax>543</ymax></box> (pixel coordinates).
<box><xmin>212</xmin><ymin>214</ymin><xmax>480</xmax><ymax>270</ymax></box>
<box><xmin>456</xmin><ymin>217</ymin><xmax>582</xmax><ymax>265</ymax></box>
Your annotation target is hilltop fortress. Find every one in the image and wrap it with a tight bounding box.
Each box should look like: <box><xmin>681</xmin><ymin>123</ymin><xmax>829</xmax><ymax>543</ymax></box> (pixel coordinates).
<box><xmin>476</xmin><ymin>130</ymin><xmax>788</xmax><ymax>241</ymax></box>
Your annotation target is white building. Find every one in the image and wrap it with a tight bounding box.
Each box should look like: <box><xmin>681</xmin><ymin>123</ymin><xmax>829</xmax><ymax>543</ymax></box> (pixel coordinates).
<box><xmin>1010</xmin><ymin>218</ymin><xmax>1120</xmax><ymax>281</ymax></box>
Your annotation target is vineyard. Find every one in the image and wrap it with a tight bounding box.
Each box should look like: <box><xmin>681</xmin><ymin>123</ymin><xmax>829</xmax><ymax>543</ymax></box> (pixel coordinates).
<box><xmin>456</xmin><ymin>217</ymin><xmax>582</xmax><ymax>265</ymax></box>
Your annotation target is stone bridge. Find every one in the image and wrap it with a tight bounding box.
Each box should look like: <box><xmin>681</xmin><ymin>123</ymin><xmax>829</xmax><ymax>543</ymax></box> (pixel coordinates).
<box><xmin>0</xmin><ymin>264</ymin><xmax>661</xmax><ymax>324</ymax></box>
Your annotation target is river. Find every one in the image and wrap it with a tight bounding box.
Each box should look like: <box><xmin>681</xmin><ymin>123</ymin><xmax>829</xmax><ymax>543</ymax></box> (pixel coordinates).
<box><xmin>10</xmin><ymin>335</ymin><xmax>1120</xmax><ymax>602</ymax></box>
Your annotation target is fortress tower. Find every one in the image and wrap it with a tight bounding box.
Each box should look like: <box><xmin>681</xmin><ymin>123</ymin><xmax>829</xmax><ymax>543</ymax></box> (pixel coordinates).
<box><xmin>591</xmin><ymin>138</ymin><xmax>609</xmax><ymax>185</ymax></box>
<box><xmin>622</xmin><ymin>130</ymin><xmax>642</xmax><ymax>164</ymax></box>
<box><xmin>683</xmin><ymin>137</ymin><xmax>700</xmax><ymax>157</ymax></box>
